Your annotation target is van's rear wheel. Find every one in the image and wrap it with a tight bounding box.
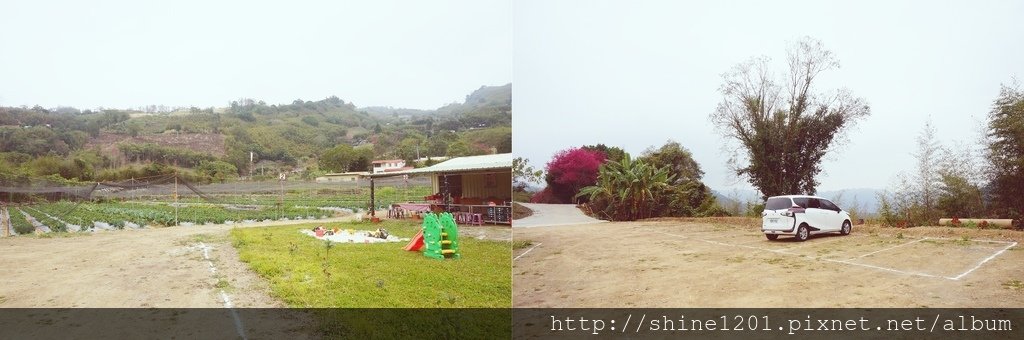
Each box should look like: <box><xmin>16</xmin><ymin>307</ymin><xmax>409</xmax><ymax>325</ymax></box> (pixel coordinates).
<box><xmin>795</xmin><ymin>225</ymin><xmax>809</xmax><ymax>242</ymax></box>
<box><xmin>765</xmin><ymin>234</ymin><xmax>779</xmax><ymax>240</ymax></box>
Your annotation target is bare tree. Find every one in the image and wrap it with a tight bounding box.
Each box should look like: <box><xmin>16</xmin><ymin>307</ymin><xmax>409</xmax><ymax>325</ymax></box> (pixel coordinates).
<box><xmin>912</xmin><ymin>119</ymin><xmax>944</xmax><ymax>224</ymax></box>
<box><xmin>710</xmin><ymin>37</ymin><xmax>871</xmax><ymax>200</ymax></box>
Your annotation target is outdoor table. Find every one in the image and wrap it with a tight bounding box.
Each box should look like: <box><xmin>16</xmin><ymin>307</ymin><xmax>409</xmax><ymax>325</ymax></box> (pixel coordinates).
<box><xmin>449</xmin><ymin>204</ymin><xmax>512</xmax><ymax>225</ymax></box>
<box><xmin>390</xmin><ymin>203</ymin><xmax>439</xmax><ymax>219</ymax></box>
<box><xmin>395</xmin><ymin>203</ymin><xmax>432</xmax><ymax>212</ymax></box>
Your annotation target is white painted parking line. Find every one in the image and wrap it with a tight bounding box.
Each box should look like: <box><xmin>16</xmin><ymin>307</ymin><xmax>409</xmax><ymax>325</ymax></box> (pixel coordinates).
<box><xmin>654</xmin><ymin>231</ymin><xmax>1018</xmax><ymax>281</ymax></box>
<box><xmin>198</xmin><ymin>242</ymin><xmax>247</xmax><ymax>339</ymax></box>
<box><xmin>700</xmin><ymin>233</ymin><xmax>751</xmax><ymax>241</ymax></box>
<box><xmin>734</xmin><ymin>238</ymin><xmax>773</xmax><ymax>245</ymax></box>
<box><xmin>921</xmin><ymin>237</ymin><xmax>1016</xmax><ymax>244</ymax></box>
<box><xmin>513</xmin><ymin>242</ymin><xmax>543</xmax><ymax>261</ymax></box>
<box><xmin>847</xmin><ymin>238</ymin><xmax>925</xmax><ymax>260</ymax></box>
<box><xmin>780</xmin><ymin>235</ymin><xmax>851</xmax><ymax>251</ymax></box>
<box><xmin>824</xmin><ymin>258</ymin><xmax>949</xmax><ymax>280</ymax></box>
<box><xmin>657</xmin><ymin>231</ymin><xmax>796</xmax><ymax>256</ymax></box>
<box><xmin>658</xmin><ymin>230</ymin><xmax>729</xmax><ymax>239</ymax></box>
<box><xmin>952</xmin><ymin>241</ymin><xmax>1018</xmax><ymax>280</ymax></box>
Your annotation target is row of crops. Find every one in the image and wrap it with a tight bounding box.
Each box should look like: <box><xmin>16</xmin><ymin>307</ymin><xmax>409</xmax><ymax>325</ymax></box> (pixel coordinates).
<box><xmin>22</xmin><ymin>206</ymin><xmax>69</xmax><ymax>232</ymax></box>
<box><xmin>155</xmin><ymin>186</ymin><xmax>433</xmax><ymax>210</ymax></box>
<box><xmin>12</xmin><ymin>201</ymin><xmax>334</xmax><ymax>233</ymax></box>
<box><xmin>8</xmin><ymin>209</ymin><xmax>36</xmax><ymax>235</ymax></box>
<box><xmin>172</xmin><ymin>196</ymin><xmax>368</xmax><ymax>210</ymax></box>
<box><xmin>3</xmin><ymin>184</ymin><xmax>433</xmax><ymax>234</ymax></box>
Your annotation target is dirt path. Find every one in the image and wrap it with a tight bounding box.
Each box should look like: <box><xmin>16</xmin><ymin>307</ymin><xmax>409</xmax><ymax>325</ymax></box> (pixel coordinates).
<box><xmin>513</xmin><ymin>218</ymin><xmax>1024</xmax><ymax>307</ymax></box>
<box><xmin>0</xmin><ymin>216</ymin><xmax>354</xmax><ymax>308</ymax></box>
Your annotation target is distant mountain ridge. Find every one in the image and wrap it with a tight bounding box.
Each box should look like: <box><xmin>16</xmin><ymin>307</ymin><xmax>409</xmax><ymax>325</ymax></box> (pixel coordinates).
<box><xmin>361</xmin><ymin>83</ymin><xmax>511</xmax><ymax>119</ymax></box>
<box><xmin>711</xmin><ymin>188</ymin><xmax>882</xmax><ymax>214</ymax></box>
<box><xmin>0</xmin><ymin>84</ymin><xmax>512</xmax><ymax>183</ymax></box>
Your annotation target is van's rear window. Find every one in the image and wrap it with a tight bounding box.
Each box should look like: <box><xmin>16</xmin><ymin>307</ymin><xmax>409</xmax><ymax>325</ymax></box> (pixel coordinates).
<box><xmin>765</xmin><ymin>197</ymin><xmax>792</xmax><ymax>210</ymax></box>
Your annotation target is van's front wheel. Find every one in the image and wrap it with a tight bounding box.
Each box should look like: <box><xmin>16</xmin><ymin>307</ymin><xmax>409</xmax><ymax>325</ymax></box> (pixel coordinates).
<box><xmin>765</xmin><ymin>234</ymin><xmax>779</xmax><ymax>240</ymax></box>
<box><xmin>840</xmin><ymin>221</ymin><xmax>852</xmax><ymax>235</ymax></box>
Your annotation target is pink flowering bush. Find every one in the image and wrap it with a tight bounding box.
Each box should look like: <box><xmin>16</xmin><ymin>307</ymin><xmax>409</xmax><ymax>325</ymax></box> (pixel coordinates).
<box><xmin>541</xmin><ymin>147</ymin><xmax>605</xmax><ymax>203</ymax></box>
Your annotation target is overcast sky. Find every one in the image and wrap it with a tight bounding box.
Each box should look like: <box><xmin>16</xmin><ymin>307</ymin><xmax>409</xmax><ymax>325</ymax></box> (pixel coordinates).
<box><xmin>0</xmin><ymin>0</ymin><xmax>511</xmax><ymax>110</ymax></box>
<box><xmin>513</xmin><ymin>0</ymin><xmax>1024</xmax><ymax>194</ymax></box>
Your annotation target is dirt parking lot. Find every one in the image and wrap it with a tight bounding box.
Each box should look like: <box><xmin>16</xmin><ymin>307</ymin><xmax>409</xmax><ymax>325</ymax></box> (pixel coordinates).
<box><xmin>513</xmin><ymin>218</ymin><xmax>1024</xmax><ymax>307</ymax></box>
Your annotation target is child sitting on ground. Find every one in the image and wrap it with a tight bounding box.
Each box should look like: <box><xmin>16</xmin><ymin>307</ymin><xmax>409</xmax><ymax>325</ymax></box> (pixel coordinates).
<box><xmin>366</xmin><ymin>228</ymin><xmax>389</xmax><ymax>239</ymax></box>
<box><xmin>314</xmin><ymin>225</ymin><xmax>334</xmax><ymax>235</ymax></box>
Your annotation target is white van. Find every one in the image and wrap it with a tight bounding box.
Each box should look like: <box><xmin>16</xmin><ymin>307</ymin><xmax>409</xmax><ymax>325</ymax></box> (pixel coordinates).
<box><xmin>761</xmin><ymin>195</ymin><xmax>852</xmax><ymax>241</ymax></box>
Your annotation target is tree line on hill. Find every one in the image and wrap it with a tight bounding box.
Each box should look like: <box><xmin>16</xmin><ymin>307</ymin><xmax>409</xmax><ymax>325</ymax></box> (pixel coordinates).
<box><xmin>0</xmin><ymin>84</ymin><xmax>511</xmax><ymax>186</ymax></box>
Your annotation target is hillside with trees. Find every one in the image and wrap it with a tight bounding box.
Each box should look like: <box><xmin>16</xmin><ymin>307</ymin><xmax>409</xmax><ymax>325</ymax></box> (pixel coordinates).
<box><xmin>0</xmin><ymin>84</ymin><xmax>511</xmax><ymax>185</ymax></box>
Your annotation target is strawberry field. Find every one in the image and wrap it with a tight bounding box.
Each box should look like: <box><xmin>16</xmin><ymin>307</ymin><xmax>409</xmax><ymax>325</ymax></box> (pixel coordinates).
<box><xmin>12</xmin><ymin>201</ymin><xmax>329</xmax><ymax>232</ymax></box>
<box><xmin>2</xmin><ymin>179</ymin><xmax>433</xmax><ymax>234</ymax></box>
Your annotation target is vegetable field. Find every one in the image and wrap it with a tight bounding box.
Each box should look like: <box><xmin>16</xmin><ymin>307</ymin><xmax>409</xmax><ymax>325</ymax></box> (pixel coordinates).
<box><xmin>2</xmin><ymin>180</ymin><xmax>433</xmax><ymax>234</ymax></box>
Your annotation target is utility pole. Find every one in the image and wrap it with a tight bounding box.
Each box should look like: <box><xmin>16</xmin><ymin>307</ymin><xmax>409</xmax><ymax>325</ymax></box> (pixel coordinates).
<box><xmin>278</xmin><ymin>172</ymin><xmax>285</xmax><ymax>220</ymax></box>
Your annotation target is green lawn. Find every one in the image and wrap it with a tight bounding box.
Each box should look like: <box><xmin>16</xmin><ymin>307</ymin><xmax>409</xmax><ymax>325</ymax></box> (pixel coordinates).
<box><xmin>229</xmin><ymin>219</ymin><xmax>511</xmax><ymax>308</ymax></box>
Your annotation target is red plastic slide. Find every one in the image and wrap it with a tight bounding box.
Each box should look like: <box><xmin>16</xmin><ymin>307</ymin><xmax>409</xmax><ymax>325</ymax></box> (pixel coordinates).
<box><xmin>404</xmin><ymin>230</ymin><xmax>425</xmax><ymax>251</ymax></box>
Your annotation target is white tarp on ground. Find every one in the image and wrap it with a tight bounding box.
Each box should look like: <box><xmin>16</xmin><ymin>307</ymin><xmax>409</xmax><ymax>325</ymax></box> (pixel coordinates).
<box><xmin>300</xmin><ymin>229</ymin><xmax>406</xmax><ymax>243</ymax></box>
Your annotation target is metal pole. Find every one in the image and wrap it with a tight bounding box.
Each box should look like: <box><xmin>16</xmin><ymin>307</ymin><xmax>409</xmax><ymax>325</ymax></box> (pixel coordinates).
<box><xmin>278</xmin><ymin>174</ymin><xmax>283</xmax><ymax>220</ymax></box>
<box><xmin>372</xmin><ymin>176</ymin><xmax>380</xmax><ymax>216</ymax></box>
<box><xmin>174</xmin><ymin>174</ymin><xmax>179</xmax><ymax>226</ymax></box>
<box><xmin>442</xmin><ymin>174</ymin><xmax>450</xmax><ymax>213</ymax></box>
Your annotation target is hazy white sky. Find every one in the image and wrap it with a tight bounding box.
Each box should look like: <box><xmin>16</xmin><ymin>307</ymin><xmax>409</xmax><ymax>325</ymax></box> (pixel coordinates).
<box><xmin>0</xmin><ymin>0</ymin><xmax>511</xmax><ymax>110</ymax></box>
<box><xmin>513</xmin><ymin>0</ymin><xmax>1024</xmax><ymax>193</ymax></box>
<box><xmin>5</xmin><ymin>1</ymin><xmax>1024</xmax><ymax>193</ymax></box>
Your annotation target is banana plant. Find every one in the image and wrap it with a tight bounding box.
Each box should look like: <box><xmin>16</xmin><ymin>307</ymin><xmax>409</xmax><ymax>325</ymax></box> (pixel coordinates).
<box><xmin>577</xmin><ymin>153</ymin><xmax>673</xmax><ymax>221</ymax></box>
